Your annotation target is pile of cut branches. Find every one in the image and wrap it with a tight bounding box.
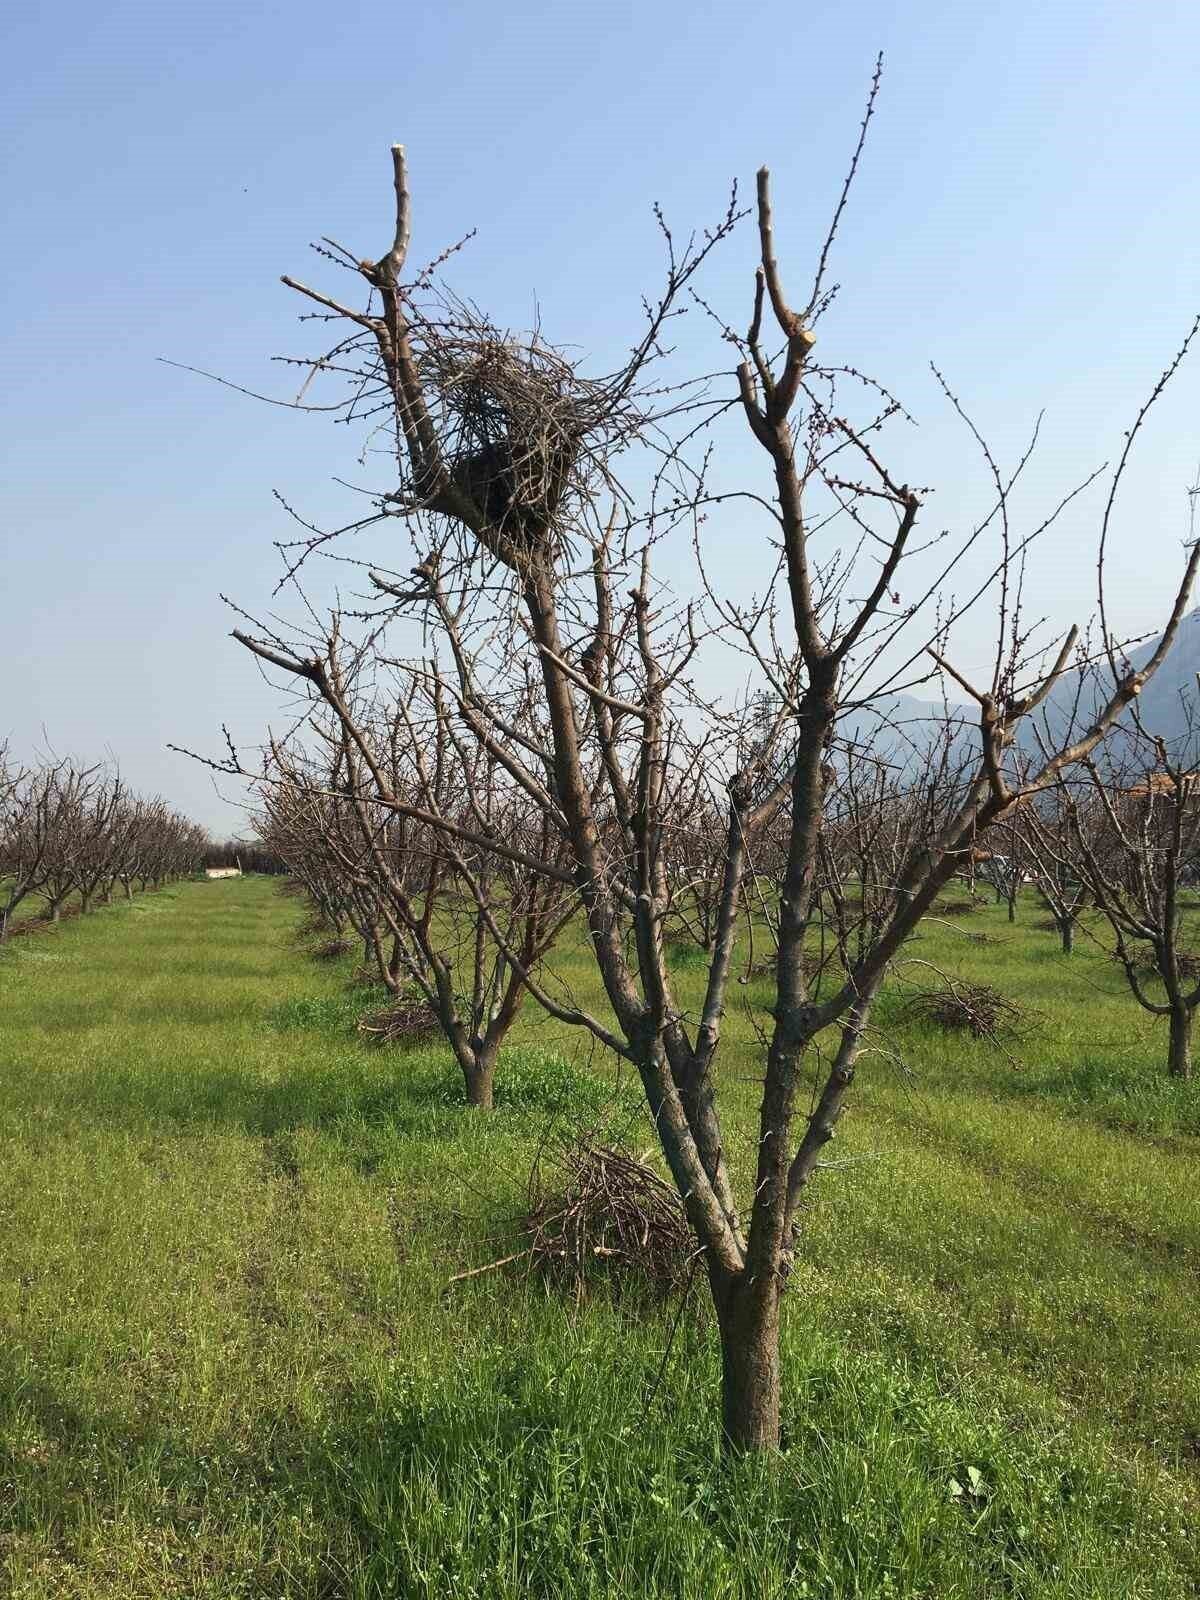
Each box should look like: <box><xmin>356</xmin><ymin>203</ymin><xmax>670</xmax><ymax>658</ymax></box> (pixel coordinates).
<box><xmin>526</xmin><ymin>1140</ymin><xmax>695</xmax><ymax>1297</ymax></box>
<box><xmin>743</xmin><ymin>948</ymin><xmax>827</xmax><ymax>981</ymax></box>
<box><xmin>1112</xmin><ymin>945</ymin><xmax>1200</xmax><ymax>982</ymax></box>
<box><xmin>357</xmin><ymin>997</ymin><xmax>440</xmax><ymax>1046</ymax></box>
<box><xmin>901</xmin><ymin>981</ymin><xmax>1025</xmax><ymax>1041</ymax></box>
<box><xmin>312</xmin><ymin>936</ymin><xmax>353</xmax><ymax>961</ymax></box>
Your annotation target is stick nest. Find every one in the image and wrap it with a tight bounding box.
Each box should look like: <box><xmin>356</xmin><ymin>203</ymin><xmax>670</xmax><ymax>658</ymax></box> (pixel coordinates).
<box><xmin>416</xmin><ymin>311</ymin><xmax>634</xmax><ymax>564</ymax></box>
<box><xmin>357</xmin><ymin>998</ymin><xmax>440</xmax><ymax>1047</ymax></box>
<box><xmin>526</xmin><ymin>1140</ymin><xmax>695</xmax><ymax>1297</ymax></box>
<box><xmin>902</xmin><ymin>982</ymin><xmax>1025</xmax><ymax>1040</ymax></box>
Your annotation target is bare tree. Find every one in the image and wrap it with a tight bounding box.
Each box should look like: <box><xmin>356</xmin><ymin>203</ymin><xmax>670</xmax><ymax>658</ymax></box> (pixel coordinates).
<box><xmin>1051</xmin><ymin>732</ymin><xmax>1200</xmax><ymax>1075</ymax></box>
<box><xmin>1018</xmin><ymin>792</ymin><xmax>1091</xmax><ymax>952</ymax></box>
<box><xmin>213</xmin><ymin>119</ymin><xmax>1199</xmax><ymax>1453</ymax></box>
<box><xmin>1</xmin><ymin>759</ymin><xmax>206</xmax><ymax>938</ymax></box>
<box><xmin>253</xmin><ymin>660</ymin><xmax>577</xmax><ymax>1108</ymax></box>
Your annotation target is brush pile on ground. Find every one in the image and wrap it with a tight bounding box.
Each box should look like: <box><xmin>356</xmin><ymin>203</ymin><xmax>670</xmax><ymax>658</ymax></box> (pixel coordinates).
<box><xmin>357</xmin><ymin>997</ymin><xmax>440</xmax><ymax>1046</ymax></box>
<box><xmin>1111</xmin><ymin>946</ymin><xmax>1200</xmax><ymax>982</ymax></box>
<box><xmin>902</xmin><ymin>981</ymin><xmax>1026</xmax><ymax>1041</ymax></box>
<box><xmin>526</xmin><ymin>1140</ymin><xmax>695</xmax><ymax>1297</ymax></box>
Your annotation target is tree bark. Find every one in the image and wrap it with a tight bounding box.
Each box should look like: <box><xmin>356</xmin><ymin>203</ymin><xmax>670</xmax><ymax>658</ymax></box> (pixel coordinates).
<box><xmin>1168</xmin><ymin>1006</ymin><xmax>1192</xmax><ymax>1079</ymax></box>
<box><xmin>462</xmin><ymin>1046</ymin><xmax>496</xmax><ymax>1109</ymax></box>
<box><xmin>1060</xmin><ymin>918</ymin><xmax>1073</xmax><ymax>954</ymax></box>
<box><xmin>713</xmin><ymin>1269</ymin><xmax>782</xmax><ymax>1453</ymax></box>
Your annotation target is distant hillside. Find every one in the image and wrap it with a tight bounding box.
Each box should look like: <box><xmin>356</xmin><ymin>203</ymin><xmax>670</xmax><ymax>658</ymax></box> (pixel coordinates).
<box><xmin>1022</xmin><ymin>608</ymin><xmax>1200</xmax><ymax>764</ymax></box>
<box><xmin>833</xmin><ymin>610</ymin><xmax>1200</xmax><ymax>779</ymax></box>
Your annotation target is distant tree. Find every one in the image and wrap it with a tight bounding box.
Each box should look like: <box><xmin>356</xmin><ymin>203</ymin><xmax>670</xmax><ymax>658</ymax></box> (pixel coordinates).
<box><xmin>1018</xmin><ymin>792</ymin><xmax>1091</xmax><ymax>953</ymax></box>
<box><xmin>253</xmin><ymin>660</ymin><xmax>577</xmax><ymax>1109</ymax></box>
<box><xmin>1055</xmin><ymin>733</ymin><xmax>1200</xmax><ymax>1077</ymax></box>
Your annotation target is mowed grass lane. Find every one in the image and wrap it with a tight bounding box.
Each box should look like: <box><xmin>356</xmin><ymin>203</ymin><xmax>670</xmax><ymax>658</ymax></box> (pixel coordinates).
<box><xmin>0</xmin><ymin>876</ymin><xmax>1198</xmax><ymax>1598</ymax></box>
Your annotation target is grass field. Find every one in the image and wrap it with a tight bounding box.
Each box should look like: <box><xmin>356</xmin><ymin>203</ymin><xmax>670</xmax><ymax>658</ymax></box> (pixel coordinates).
<box><xmin>1</xmin><ymin>876</ymin><xmax>1199</xmax><ymax>1597</ymax></box>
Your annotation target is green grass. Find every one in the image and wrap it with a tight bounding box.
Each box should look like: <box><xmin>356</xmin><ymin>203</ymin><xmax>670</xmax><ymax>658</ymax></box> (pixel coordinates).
<box><xmin>1</xmin><ymin>878</ymin><xmax>1199</xmax><ymax>1596</ymax></box>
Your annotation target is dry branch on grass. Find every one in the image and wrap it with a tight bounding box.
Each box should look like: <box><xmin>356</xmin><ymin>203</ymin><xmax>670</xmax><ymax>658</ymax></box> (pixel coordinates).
<box><xmin>1111</xmin><ymin>946</ymin><xmax>1200</xmax><ymax>982</ymax></box>
<box><xmin>312</xmin><ymin>936</ymin><xmax>354</xmax><ymax>961</ymax></box>
<box><xmin>526</xmin><ymin>1140</ymin><xmax>696</xmax><ymax>1297</ymax></box>
<box><xmin>356</xmin><ymin>998</ymin><xmax>440</xmax><ymax>1046</ymax></box>
<box><xmin>743</xmin><ymin>949</ymin><xmax>827</xmax><ymax>981</ymax></box>
<box><xmin>901</xmin><ymin>981</ymin><xmax>1026</xmax><ymax>1041</ymax></box>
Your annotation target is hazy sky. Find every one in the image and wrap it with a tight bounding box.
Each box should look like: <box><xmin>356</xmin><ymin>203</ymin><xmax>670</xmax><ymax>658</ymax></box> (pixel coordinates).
<box><xmin>2</xmin><ymin>0</ymin><xmax>1197</xmax><ymax>832</ymax></box>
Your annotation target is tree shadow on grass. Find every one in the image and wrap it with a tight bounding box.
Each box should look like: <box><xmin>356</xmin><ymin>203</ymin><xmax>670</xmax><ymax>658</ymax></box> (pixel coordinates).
<box><xmin>1</xmin><ymin>1328</ymin><xmax>1181</xmax><ymax>1600</ymax></box>
<box><xmin>0</xmin><ymin>1049</ymin><xmax>482</xmax><ymax>1146</ymax></box>
<box><xmin>0</xmin><ymin>1031</ymin><xmax>625</xmax><ymax>1162</ymax></box>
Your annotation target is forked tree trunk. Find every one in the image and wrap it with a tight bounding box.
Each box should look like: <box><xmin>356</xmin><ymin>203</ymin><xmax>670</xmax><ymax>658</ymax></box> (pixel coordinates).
<box><xmin>713</xmin><ymin>1269</ymin><xmax>782</xmax><ymax>1453</ymax></box>
<box><xmin>1168</xmin><ymin>1005</ymin><xmax>1192</xmax><ymax>1079</ymax></box>
<box><xmin>458</xmin><ymin>1037</ymin><xmax>498</xmax><ymax>1110</ymax></box>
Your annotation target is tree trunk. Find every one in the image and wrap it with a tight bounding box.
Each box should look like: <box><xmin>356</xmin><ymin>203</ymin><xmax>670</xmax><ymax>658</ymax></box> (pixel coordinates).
<box><xmin>713</xmin><ymin>1271</ymin><xmax>781</xmax><ymax>1454</ymax></box>
<box><xmin>1060</xmin><ymin>918</ymin><xmax>1073</xmax><ymax>954</ymax></box>
<box><xmin>462</xmin><ymin>1045</ymin><xmax>496</xmax><ymax>1110</ymax></box>
<box><xmin>1168</xmin><ymin>1006</ymin><xmax>1192</xmax><ymax>1079</ymax></box>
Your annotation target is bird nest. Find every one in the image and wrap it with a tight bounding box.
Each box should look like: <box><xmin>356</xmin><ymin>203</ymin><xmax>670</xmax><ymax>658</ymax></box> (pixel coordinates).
<box><xmin>407</xmin><ymin>299</ymin><xmax>640</xmax><ymax>567</ymax></box>
<box><xmin>901</xmin><ymin>982</ymin><xmax>1026</xmax><ymax>1041</ymax></box>
<box><xmin>526</xmin><ymin>1139</ymin><xmax>695</xmax><ymax>1298</ymax></box>
<box><xmin>357</xmin><ymin>998</ymin><xmax>440</xmax><ymax>1047</ymax></box>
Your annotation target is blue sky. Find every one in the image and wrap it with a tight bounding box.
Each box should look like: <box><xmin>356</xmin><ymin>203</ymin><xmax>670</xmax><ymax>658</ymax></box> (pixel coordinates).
<box><xmin>2</xmin><ymin>0</ymin><xmax>1197</xmax><ymax>831</ymax></box>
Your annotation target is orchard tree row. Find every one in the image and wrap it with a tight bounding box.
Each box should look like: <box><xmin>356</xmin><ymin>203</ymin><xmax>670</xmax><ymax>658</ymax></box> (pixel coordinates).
<box><xmin>0</xmin><ymin>751</ymin><xmax>209</xmax><ymax>940</ymax></box>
